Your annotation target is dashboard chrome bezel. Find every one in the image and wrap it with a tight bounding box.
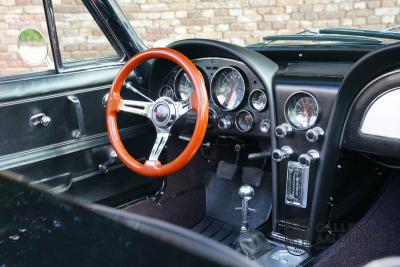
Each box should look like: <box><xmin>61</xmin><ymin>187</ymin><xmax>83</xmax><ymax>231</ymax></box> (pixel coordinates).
<box><xmin>284</xmin><ymin>91</ymin><xmax>320</xmax><ymax>130</ymax></box>
<box><xmin>210</xmin><ymin>66</ymin><xmax>247</xmax><ymax>111</ymax></box>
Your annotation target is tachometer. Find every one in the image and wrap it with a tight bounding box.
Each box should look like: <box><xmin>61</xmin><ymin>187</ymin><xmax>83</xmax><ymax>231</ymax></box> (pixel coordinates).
<box><xmin>211</xmin><ymin>67</ymin><xmax>245</xmax><ymax>111</ymax></box>
<box><xmin>285</xmin><ymin>92</ymin><xmax>319</xmax><ymax>130</ymax></box>
<box><xmin>235</xmin><ymin>110</ymin><xmax>254</xmax><ymax>132</ymax></box>
<box><xmin>249</xmin><ymin>89</ymin><xmax>267</xmax><ymax>111</ymax></box>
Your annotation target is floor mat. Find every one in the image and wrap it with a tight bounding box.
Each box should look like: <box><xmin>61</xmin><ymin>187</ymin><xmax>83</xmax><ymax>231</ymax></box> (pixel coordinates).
<box><xmin>314</xmin><ymin>176</ymin><xmax>400</xmax><ymax>267</ymax></box>
<box><xmin>192</xmin><ymin>216</ymin><xmax>239</xmax><ymax>245</ymax></box>
<box><xmin>123</xmin><ymin>186</ymin><xmax>205</xmax><ymax>229</ymax></box>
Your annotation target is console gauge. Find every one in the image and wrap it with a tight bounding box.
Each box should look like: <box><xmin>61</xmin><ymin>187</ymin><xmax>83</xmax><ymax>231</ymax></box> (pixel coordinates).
<box><xmin>175</xmin><ymin>70</ymin><xmax>193</xmax><ymax>100</ymax></box>
<box><xmin>235</xmin><ymin>110</ymin><xmax>254</xmax><ymax>132</ymax></box>
<box><xmin>211</xmin><ymin>67</ymin><xmax>245</xmax><ymax>111</ymax></box>
<box><xmin>159</xmin><ymin>85</ymin><xmax>175</xmax><ymax>99</ymax></box>
<box><xmin>284</xmin><ymin>92</ymin><xmax>319</xmax><ymax>130</ymax></box>
<box><xmin>249</xmin><ymin>89</ymin><xmax>267</xmax><ymax>111</ymax></box>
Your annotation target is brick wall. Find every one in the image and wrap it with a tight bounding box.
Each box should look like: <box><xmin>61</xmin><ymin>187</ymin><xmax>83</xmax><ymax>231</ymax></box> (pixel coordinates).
<box><xmin>1</xmin><ymin>0</ymin><xmax>399</xmax><ymax>77</ymax></box>
<box><xmin>120</xmin><ymin>0</ymin><xmax>400</xmax><ymax>47</ymax></box>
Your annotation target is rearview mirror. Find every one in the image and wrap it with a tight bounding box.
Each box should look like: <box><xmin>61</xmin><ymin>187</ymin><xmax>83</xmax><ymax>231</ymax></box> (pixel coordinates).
<box><xmin>17</xmin><ymin>27</ymin><xmax>50</xmax><ymax>66</ymax></box>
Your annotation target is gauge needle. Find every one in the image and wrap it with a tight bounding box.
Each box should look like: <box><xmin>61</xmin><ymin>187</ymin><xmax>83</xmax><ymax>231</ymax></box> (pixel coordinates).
<box><xmin>227</xmin><ymin>82</ymin><xmax>238</xmax><ymax>107</ymax></box>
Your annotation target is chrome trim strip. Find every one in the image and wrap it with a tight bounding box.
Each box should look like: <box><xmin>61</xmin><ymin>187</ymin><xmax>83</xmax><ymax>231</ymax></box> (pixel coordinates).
<box><xmin>270</xmin><ymin>231</ymin><xmax>311</xmax><ymax>247</ymax></box>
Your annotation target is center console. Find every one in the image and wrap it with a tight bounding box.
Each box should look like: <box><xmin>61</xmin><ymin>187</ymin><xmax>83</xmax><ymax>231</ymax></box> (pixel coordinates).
<box><xmin>270</xmin><ymin>78</ymin><xmax>339</xmax><ymax>246</ymax></box>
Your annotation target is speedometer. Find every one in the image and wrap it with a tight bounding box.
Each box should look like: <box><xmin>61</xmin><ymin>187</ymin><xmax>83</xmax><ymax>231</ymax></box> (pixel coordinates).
<box><xmin>284</xmin><ymin>92</ymin><xmax>319</xmax><ymax>130</ymax></box>
<box><xmin>175</xmin><ymin>70</ymin><xmax>193</xmax><ymax>100</ymax></box>
<box><xmin>211</xmin><ymin>67</ymin><xmax>245</xmax><ymax>111</ymax></box>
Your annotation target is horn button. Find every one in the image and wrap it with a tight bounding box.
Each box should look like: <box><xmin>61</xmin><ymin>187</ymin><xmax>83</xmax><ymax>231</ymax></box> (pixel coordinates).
<box><xmin>151</xmin><ymin>98</ymin><xmax>177</xmax><ymax>128</ymax></box>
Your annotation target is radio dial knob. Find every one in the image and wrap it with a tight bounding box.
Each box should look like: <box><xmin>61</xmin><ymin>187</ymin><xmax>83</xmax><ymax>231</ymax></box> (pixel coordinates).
<box><xmin>275</xmin><ymin>123</ymin><xmax>294</xmax><ymax>138</ymax></box>
<box><xmin>306</xmin><ymin>127</ymin><xmax>324</xmax><ymax>142</ymax></box>
<box><xmin>272</xmin><ymin>146</ymin><xmax>293</xmax><ymax>162</ymax></box>
<box><xmin>218</xmin><ymin>117</ymin><xmax>232</xmax><ymax>130</ymax></box>
<box><xmin>298</xmin><ymin>150</ymin><xmax>320</xmax><ymax>167</ymax></box>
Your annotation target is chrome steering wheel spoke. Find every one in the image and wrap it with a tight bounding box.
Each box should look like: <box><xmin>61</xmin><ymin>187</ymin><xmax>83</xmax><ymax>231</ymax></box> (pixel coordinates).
<box><xmin>149</xmin><ymin>129</ymin><xmax>170</xmax><ymax>161</ymax></box>
<box><xmin>119</xmin><ymin>99</ymin><xmax>153</xmax><ymax>118</ymax></box>
<box><xmin>175</xmin><ymin>99</ymin><xmax>192</xmax><ymax>117</ymax></box>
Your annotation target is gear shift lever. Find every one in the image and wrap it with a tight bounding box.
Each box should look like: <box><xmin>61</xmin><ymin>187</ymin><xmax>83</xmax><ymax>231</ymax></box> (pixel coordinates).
<box><xmin>237</xmin><ymin>184</ymin><xmax>255</xmax><ymax>233</ymax></box>
<box><xmin>235</xmin><ymin>185</ymin><xmax>271</xmax><ymax>259</ymax></box>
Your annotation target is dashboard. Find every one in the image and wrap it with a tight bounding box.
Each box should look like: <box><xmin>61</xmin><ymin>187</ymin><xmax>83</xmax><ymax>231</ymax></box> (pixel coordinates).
<box><xmin>145</xmin><ymin>39</ymin><xmax>400</xmax><ymax>247</ymax></box>
<box><xmin>157</xmin><ymin>58</ymin><xmax>271</xmax><ymax>137</ymax></box>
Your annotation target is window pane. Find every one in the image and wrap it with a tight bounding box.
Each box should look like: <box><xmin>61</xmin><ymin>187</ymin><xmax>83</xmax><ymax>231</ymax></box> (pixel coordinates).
<box><xmin>53</xmin><ymin>0</ymin><xmax>118</xmax><ymax>62</ymax></box>
<box><xmin>0</xmin><ymin>1</ymin><xmax>53</xmax><ymax>77</ymax></box>
<box><xmin>116</xmin><ymin>0</ymin><xmax>400</xmax><ymax>47</ymax></box>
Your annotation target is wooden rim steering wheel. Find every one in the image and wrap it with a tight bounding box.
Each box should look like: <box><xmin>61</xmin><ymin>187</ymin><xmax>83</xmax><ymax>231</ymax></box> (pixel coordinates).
<box><xmin>106</xmin><ymin>48</ymin><xmax>209</xmax><ymax>178</ymax></box>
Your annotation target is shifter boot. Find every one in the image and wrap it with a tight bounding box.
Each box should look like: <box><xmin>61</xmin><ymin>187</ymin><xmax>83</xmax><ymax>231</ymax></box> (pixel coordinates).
<box><xmin>236</xmin><ymin>230</ymin><xmax>272</xmax><ymax>260</ymax></box>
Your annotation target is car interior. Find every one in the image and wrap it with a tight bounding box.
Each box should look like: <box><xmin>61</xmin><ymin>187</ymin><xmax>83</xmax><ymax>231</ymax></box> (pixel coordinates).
<box><xmin>1</xmin><ymin>0</ymin><xmax>400</xmax><ymax>266</ymax></box>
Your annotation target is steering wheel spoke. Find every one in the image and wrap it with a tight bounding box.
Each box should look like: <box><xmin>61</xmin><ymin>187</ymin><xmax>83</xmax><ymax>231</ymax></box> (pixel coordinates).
<box><xmin>149</xmin><ymin>130</ymin><xmax>170</xmax><ymax>161</ymax></box>
<box><xmin>119</xmin><ymin>98</ymin><xmax>153</xmax><ymax>118</ymax></box>
<box><xmin>176</xmin><ymin>99</ymin><xmax>192</xmax><ymax>117</ymax></box>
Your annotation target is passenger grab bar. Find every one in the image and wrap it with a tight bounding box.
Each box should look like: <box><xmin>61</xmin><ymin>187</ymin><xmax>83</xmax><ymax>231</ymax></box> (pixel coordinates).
<box><xmin>67</xmin><ymin>95</ymin><xmax>86</xmax><ymax>139</ymax></box>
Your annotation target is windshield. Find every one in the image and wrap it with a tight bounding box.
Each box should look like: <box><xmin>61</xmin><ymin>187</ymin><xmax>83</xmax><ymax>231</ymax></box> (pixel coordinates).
<box><xmin>116</xmin><ymin>1</ymin><xmax>400</xmax><ymax>47</ymax></box>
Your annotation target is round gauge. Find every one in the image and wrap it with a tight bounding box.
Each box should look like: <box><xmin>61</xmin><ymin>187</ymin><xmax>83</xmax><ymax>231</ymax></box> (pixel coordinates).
<box><xmin>249</xmin><ymin>89</ymin><xmax>267</xmax><ymax>111</ymax></box>
<box><xmin>211</xmin><ymin>67</ymin><xmax>246</xmax><ymax>111</ymax></box>
<box><xmin>284</xmin><ymin>92</ymin><xmax>320</xmax><ymax>130</ymax></box>
<box><xmin>175</xmin><ymin>70</ymin><xmax>193</xmax><ymax>100</ymax></box>
<box><xmin>235</xmin><ymin>110</ymin><xmax>254</xmax><ymax>132</ymax></box>
<box><xmin>159</xmin><ymin>85</ymin><xmax>175</xmax><ymax>98</ymax></box>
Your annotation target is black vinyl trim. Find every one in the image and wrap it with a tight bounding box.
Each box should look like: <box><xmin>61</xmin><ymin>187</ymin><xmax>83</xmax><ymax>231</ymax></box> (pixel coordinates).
<box><xmin>342</xmin><ymin>69</ymin><xmax>400</xmax><ymax>158</ymax></box>
<box><xmin>309</xmin><ymin>42</ymin><xmax>400</xmax><ymax>243</ymax></box>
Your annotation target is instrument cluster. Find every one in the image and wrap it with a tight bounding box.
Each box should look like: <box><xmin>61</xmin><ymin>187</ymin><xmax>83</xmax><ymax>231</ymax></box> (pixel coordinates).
<box><xmin>158</xmin><ymin>58</ymin><xmax>270</xmax><ymax>137</ymax></box>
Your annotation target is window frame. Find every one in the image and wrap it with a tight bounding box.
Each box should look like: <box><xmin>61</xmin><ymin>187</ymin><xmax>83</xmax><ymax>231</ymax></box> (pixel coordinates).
<box><xmin>43</xmin><ymin>0</ymin><xmax>127</xmax><ymax>74</ymax></box>
<box><xmin>0</xmin><ymin>0</ymin><xmax>140</xmax><ymax>82</ymax></box>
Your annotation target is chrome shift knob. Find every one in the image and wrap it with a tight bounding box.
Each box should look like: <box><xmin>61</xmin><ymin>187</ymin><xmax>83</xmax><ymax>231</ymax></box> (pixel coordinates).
<box><xmin>238</xmin><ymin>185</ymin><xmax>254</xmax><ymax>201</ymax></box>
<box><xmin>237</xmin><ymin>184</ymin><xmax>255</xmax><ymax>233</ymax></box>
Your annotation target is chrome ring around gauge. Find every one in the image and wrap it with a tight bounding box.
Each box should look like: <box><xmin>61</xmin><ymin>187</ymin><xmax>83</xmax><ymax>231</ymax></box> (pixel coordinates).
<box><xmin>159</xmin><ymin>84</ymin><xmax>175</xmax><ymax>99</ymax></box>
<box><xmin>284</xmin><ymin>91</ymin><xmax>320</xmax><ymax>130</ymax></box>
<box><xmin>210</xmin><ymin>66</ymin><xmax>246</xmax><ymax>111</ymax></box>
<box><xmin>235</xmin><ymin>110</ymin><xmax>254</xmax><ymax>132</ymax></box>
<box><xmin>249</xmin><ymin>89</ymin><xmax>267</xmax><ymax>112</ymax></box>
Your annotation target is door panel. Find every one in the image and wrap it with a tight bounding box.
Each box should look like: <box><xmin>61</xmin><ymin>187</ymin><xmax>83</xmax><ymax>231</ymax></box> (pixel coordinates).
<box><xmin>0</xmin><ymin>67</ymin><xmax>161</xmax><ymax>205</ymax></box>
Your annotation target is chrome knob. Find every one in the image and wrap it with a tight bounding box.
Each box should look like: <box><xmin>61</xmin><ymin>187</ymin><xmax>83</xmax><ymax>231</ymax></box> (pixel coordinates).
<box><xmin>272</xmin><ymin>146</ymin><xmax>293</xmax><ymax>162</ymax></box>
<box><xmin>238</xmin><ymin>184</ymin><xmax>254</xmax><ymax>201</ymax></box>
<box><xmin>41</xmin><ymin>115</ymin><xmax>51</xmax><ymax>127</ymax></box>
<box><xmin>218</xmin><ymin>117</ymin><xmax>232</xmax><ymax>130</ymax></box>
<box><xmin>275</xmin><ymin>123</ymin><xmax>293</xmax><ymax>138</ymax></box>
<box><xmin>260</xmin><ymin>119</ymin><xmax>270</xmax><ymax>133</ymax></box>
<box><xmin>306</xmin><ymin>127</ymin><xmax>324</xmax><ymax>142</ymax></box>
<box><xmin>298</xmin><ymin>150</ymin><xmax>320</xmax><ymax>167</ymax></box>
